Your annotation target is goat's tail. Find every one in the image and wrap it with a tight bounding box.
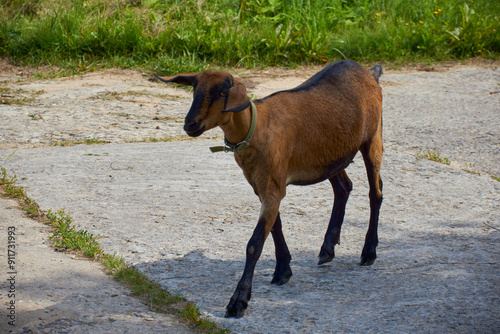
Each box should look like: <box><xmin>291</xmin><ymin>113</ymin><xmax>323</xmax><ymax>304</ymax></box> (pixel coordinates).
<box><xmin>370</xmin><ymin>65</ymin><xmax>383</xmax><ymax>84</ymax></box>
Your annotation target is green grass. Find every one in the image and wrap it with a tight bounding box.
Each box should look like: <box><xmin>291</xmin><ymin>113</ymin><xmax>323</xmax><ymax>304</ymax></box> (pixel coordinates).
<box><xmin>47</xmin><ymin>208</ymin><xmax>104</xmax><ymax>257</ymax></box>
<box><xmin>417</xmin><ymin>149</ymin><xmax>450</xmax><ymax>165</ymax></box>
<box><xmin>0</xmin><ymin>0</ymin><xmax>498</xmax><ymax>76</ymax></box>
<box><xmin>462</xmin><ymin>162</ymin><xmax>481</xmax><ymax>176</ymax></box>
<box><xmin>0</xmin><ymin>87</ymin><xmax>45</xmax><ymax>105</ymax></box>
<box><xmin>0</xmin><ymin>164</ymin><xmax>228</xmax><ymax>333</ymax></box>
<box><xmin>1</xmin><ymin>166</ymin><xmax>44</xmax><ymax>217</ymax></box>
<box><xmin>50</xmin><ymin>137</ymin><xmax>110</xmax><ymax>146</ymax></box>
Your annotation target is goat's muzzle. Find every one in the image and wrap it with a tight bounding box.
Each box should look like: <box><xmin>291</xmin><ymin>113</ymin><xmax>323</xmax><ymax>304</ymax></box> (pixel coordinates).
<box><xmin>184</xmin><ymin>119</ymin><xmax>205</xmax><ymax>137</ymax></box>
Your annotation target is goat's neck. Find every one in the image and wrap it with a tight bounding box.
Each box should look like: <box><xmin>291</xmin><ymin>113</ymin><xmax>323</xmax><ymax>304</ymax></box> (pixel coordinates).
<box><xmin>220</xmin><ymin>106</ymin><xmax>252</xmax><ymax>145</ymax></box>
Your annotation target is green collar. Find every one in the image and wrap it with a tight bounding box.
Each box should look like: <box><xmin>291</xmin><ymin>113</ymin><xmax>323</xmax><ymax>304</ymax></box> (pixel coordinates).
<box><xmin>210</xmin><ymin>101</ymin><xmax>257</xmax><ymax>154</ymax></box>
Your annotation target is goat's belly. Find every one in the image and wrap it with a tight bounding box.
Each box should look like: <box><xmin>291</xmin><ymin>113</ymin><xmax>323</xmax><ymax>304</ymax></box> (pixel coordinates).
<box><xmin>287</xmin><ymin>156</ymin><xmax>355</xmax><ymax>186</ymax></box>
<box><xmin>286</xmin><ymin>171</ymin><xmax>327</xmax><ymax>186</ymax></box>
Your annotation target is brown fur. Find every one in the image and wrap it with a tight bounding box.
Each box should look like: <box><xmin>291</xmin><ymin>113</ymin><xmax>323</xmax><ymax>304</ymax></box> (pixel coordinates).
<box><xmin>155</xmin><ymin>59</ymin><xmax>384</xmax><ymax>318</ymax></box>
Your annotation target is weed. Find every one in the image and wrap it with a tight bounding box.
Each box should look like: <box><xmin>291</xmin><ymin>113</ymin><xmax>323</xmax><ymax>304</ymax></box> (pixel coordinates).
<box><xmin>1</xmin><ymin>169</ymin><xmax>26</xmax><ymax>199</ymax></box>
<box><xmin>1</xmin><ymin>96</ymin><xmax>35</xmax><ymax>105</ymax></box>
<box><xmin>417</xmin><ymin>149</ymin><xmax>450</xmax><ymax>165</ymax></box>
<box><xmin>51</xmin><ymin>138</ymin><xmax>109</xmax><ymax>146</ymax></box>
<box><xmin>85</xmin><ymin>138</ymin><xmax>108</xmax><ymax>144</ymax></box>
<box><xmin>47</xmin><ymin>209</ymin><xmax>103</xmax><ymax>258</ymax></box>
<box><xmin>115</xmin><ymin>264</ymin><xmax>185</xmax><ymax>305</ymax></box>
<box><xmin>101</xmin><ymin>253</ymin><xmax>125</xmax><ymax>274</ymax></box>
<box><xmin>179</xmin><ymin>302</ymin><xmax>229</xmax><ymax>333</ymax></box>
<box><xmin>4</xmin><ymin>150</ymin><xmax>18</xmax><ymax>161</ymax></box>
<box><xmin>180</xmin><ymin>302</ymin><xmax>201</xmax><ymax>323</ymax></box>
<box><xmin>0</xmin><ymin>166</ymin><xmax>17</xmax><ymax>186</ymax></box>
<box><xmin>462</xmin><ymin>162</ymin><xmax>481</xmax><ymax>176</ymax></box>
<box><xmin>0</xmin><ymin>88</ymin><xmax>45</xmax><ymax>105</ymax></box>
<box><xmin>23</xmin><ymin>196</ymin><xmax>42</xmax><ymax>217</ymax></box>
<box><xmin>0</xmin><ymin>166</ymin><xmax>43</xmax><ymax>218</ymax></box>
<box><xmin>4</xmin><ymin>183</ymin><xmax>26</xmax><ymax>199</ymax></box>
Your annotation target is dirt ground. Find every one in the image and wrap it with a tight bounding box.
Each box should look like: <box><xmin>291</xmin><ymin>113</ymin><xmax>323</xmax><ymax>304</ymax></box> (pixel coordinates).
<box><xmin>0</xmin><ymin>59</ymin><xmax>499</xmax><ymax>333</ymax></box>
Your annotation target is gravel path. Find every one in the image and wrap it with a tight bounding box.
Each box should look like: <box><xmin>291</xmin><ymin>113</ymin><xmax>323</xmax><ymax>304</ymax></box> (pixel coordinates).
<box><xmin>0</xmin><ymin>64</ymin><xmax>499</xmax><ymax>333</ymax></box>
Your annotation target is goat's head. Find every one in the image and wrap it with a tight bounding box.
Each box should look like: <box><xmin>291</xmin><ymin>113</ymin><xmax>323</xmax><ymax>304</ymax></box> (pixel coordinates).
<box><xmin>155</xmin><ymin>71</ymin><xmax>250</xmax><ymax>137</ymax></box>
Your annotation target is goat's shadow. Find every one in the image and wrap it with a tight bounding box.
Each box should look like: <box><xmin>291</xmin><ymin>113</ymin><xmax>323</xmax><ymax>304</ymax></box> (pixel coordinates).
<box><xmin>135</xmin><ymin>227</ymin><xmax>499</xmax><ymax>333</ymax></box>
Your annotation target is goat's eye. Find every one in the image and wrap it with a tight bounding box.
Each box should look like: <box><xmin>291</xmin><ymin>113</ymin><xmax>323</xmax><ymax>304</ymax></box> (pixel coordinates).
<box><xmin>220</xmin><ymin>91</ymin><xmax>227</xmax><ymax>97</ymax></box>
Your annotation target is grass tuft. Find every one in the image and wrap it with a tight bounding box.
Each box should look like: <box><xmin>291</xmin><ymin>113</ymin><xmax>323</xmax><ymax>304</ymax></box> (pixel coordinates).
<box><xmin>84</xmin><ymin>138</ymin><xmax>108</xmax><ymax>144</ymax></box>
<box><xmin>462</xmin><ymin>162</ymin><xmax>481</xmax><ymax>176</ymax></box>
<box><xmin>417</xmin><ymin>149</ymin><xmax>450</xmax><ymax>165</ymax></box>
<box><xmin>47</xmin><ymin>208</ymin><xmax>104</xmax><ymax>258</ymax></box>
<box><xmin>50</xmin><ymin>138</ymin><xmax>110</xmax><ymax>146</ymax></box>
<box><xmin>1</xmin><ymin>166</ymin><xmax>43</xmax><ymax>218</ymax></box>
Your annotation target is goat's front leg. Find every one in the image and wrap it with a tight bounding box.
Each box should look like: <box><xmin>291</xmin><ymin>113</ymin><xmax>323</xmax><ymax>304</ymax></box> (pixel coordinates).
<box><xmin>225</xmin><ymin>199</ymin><xmax>281</xmax><ymax>318</ymax></box>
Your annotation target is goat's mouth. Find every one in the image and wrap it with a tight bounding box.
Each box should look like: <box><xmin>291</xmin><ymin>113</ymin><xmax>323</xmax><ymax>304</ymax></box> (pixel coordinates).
<box><xmin>185</xmin><ymin>126</ymin><xmax>205</xmax><ymax>137</ymax></box>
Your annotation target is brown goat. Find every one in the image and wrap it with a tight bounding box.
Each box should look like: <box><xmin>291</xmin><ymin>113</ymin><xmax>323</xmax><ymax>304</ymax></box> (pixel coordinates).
<box><xmin>155</xmin><ymin>59</ymin><xmax>383</xmax><ymax>318</ymax></box>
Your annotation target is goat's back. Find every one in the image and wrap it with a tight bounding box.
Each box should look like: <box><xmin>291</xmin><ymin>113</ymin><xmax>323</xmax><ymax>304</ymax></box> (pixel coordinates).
<box><xmin>251</xmin><ymin>60</ymin><xmax>383</xmax><ymax>185</ymax></box>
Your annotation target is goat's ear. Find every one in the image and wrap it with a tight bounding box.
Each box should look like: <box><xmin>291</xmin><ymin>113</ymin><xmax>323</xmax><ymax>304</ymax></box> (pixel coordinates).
<box><xmin>153</xmin><ymin>73</ymin><xmax>196</xmax><ymax>86</ymax></box>
<box><xmin>223</xmin><ymin>82</ymin><xmax>250</xmax><ymax>112</ymax></box>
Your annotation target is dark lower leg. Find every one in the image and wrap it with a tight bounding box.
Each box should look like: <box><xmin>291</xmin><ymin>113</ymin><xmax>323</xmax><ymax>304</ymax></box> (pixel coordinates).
<box><xmin>360</xmin><ymin>179</ymin><xmax>382</xmax><ymax>265</ymax></box>
<box><xmin>271</xmin><ymin>213</ymin><xmax>292</xmax><ymax>284</ymax></box>
<box><xmin>360</xmin><ymin>138</ymin><xmax>383</xmax><ymax>266</ymax></box>
<box><xmin>318</xmin><ymin>171</ymin><xmax>352</xmax><ymax>265</ymax></box>
<box><xmin>225</xmin><ymin>222</ymin><xmax>266</xmax><ymax>318</ymax></box>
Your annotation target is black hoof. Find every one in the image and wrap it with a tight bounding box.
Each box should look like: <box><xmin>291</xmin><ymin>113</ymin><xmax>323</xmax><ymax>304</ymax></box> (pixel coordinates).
<box><xmin>271</xmin><ymin>266</ymin><xmax>292</xmax><ymax>285</ymax></box>
<box><xmin>318</xmin><ymin>247</ymin><xmax>335</xmax><ymax>265</ymax></box>
<box><xmin>225</xmin><ymin>290</ymin><xmax>250</xmax><ymax>318</ymax></box>
<box><xmin>225</xmin><ymin>300</ymin><xmax>247</xmax><ymax>318</ymax></box>
<box><xmin>360</xmin><ymin>249</ymin><xmax>376</xmax><ymax>266</ymax></box>
<box><xmin>318</xmin><ymin>254</ymin><xmax>334</xmax><ymax>265</ymax></box>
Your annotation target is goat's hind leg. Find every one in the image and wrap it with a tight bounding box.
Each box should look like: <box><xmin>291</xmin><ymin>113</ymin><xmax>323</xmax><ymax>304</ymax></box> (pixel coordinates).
<box><xmin>360</xmin><ymin>136</ymin><xmax>383</xmax><ymax>266</ymax></box>
<box><xmin>271</xmin><ymin>212</ymin><xmax>292</xmax><ymax>285</ymax></box>
<box><xmin>318</xmin><ymin>170</ymin><xmax>353</xmax><ymax>265</ymax></box>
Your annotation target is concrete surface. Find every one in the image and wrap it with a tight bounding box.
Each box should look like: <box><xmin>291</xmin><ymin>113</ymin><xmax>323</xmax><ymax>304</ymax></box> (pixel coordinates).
<box><xmin>0</xmin><ymin>64</ymin><xmax>499</xmax><ymax>333</ymax></box>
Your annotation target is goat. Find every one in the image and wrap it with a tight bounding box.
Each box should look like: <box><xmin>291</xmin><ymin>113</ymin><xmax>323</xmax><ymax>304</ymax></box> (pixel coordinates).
<box><xmin>154</xmin><ymin>59</ymin><xmax>383</xmax><ymax>318</ymax></box>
